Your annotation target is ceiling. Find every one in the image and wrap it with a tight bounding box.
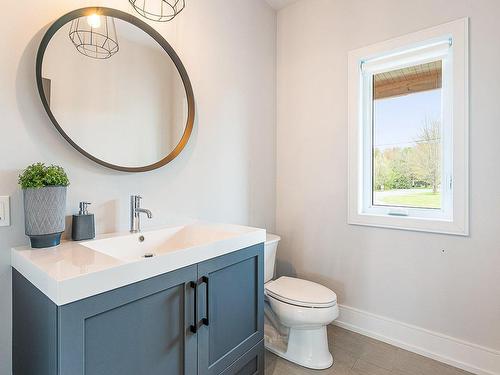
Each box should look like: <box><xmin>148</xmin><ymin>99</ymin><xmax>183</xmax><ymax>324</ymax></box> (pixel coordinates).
<box><xmin>373</xmin><ymin>61</ymin><xmax>442</xmax><ymax>99</ymax></box>
<box><xmin>265</xmin><ymin>0</ymin><xmax>300</xmax><ymax>10</ymax></box>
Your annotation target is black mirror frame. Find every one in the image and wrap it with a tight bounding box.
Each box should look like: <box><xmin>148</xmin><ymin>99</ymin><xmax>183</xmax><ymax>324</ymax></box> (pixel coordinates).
<box><xmin>36</xmin><ymin>7</ymin><xmax>195</xmax><ymax>173</ymax></box>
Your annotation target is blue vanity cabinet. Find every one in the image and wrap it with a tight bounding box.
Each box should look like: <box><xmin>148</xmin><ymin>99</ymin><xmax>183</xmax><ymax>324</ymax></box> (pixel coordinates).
<box><xmin>197</xmin><ymin>244</ymin><xmax>264</xmax><ymax>375</ymax></box>
<box><xmin>12</xmin><ymin>243</ymin><xmax>264</xmax><ymax>375</ymax></box>
<box><xmin>57</xmin><ymin>264</ymin><xmax>198</xmax><ymax>375</ymax></box>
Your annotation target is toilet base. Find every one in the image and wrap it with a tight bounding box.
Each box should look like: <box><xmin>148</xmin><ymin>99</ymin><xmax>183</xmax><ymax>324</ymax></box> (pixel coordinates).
<box><xmin>265</xmin><ymin>323</ymin><xmax>333</xmax><ymax>370</ymax></box>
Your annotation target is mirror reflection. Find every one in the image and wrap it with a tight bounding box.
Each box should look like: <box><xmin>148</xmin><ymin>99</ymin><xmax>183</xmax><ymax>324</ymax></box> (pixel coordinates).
<box><xmin>41</xmin><ymin>14</ymin><xmax>188</xmax><ymax>168</ymax></box>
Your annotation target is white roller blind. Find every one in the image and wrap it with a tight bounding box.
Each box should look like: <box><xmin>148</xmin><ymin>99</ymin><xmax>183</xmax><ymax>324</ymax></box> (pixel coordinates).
<box><xmin>361</xmin><ymin>38</ymin><xmax>451</xmax><ymax>74</ymax></box>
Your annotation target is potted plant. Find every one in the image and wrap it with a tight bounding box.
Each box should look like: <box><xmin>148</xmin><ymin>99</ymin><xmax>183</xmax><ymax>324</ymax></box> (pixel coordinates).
<box><xmin>18</xmin><ymin>163</ymin><xmax>70</xmax><ymax>248</ymax></box>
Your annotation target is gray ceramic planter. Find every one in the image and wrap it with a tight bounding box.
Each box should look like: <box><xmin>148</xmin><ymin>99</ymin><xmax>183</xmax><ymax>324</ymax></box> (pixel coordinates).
<box><xmin>23</xmin><ymin>186</ymin><xmax>67</xmax><ymax>248</ymax></box>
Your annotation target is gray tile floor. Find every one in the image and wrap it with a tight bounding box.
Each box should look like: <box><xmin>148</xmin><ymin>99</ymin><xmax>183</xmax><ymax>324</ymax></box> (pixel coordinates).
<box><xmin>264</xmin><ymin>325</ymin><xmax>473</xmax><ymax>375</ymax></box>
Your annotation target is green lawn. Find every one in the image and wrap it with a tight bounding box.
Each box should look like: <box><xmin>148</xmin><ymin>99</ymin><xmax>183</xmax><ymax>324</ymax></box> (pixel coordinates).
<box><xmin>376</xmin><ymin>190</ymin><xmax>441</xmax><ymax>209</ymax></box>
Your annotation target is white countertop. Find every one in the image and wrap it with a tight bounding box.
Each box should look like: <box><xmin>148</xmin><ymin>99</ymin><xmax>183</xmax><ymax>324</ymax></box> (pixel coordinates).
<box><xmin>12</xmin><ymin>222</ymin><xmax>266</xmax><ymax>306</ymax></box>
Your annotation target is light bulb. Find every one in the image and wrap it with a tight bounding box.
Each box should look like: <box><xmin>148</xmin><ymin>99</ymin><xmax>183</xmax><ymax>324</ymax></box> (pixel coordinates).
<box><xmin>87</xmin><ymin>14</ymin><xmax>101</xmax><ymax>28</ymax></box>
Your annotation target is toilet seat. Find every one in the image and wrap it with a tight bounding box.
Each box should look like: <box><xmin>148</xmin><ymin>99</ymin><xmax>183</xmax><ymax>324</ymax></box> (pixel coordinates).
<box><xmin>265</xmin><ymin>276</ymin><xmax>337</xmax><ymax>308</ymax></box>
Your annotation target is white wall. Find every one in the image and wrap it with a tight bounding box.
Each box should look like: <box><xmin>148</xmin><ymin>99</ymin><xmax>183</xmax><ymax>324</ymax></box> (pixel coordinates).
<box><xmin>0</xmin><ymin>0</ymin><xmax>276</xmax><ymax>373</ymax></box>
<box><xmin>276</xmin><ymin>0</ymin><xmax>500</xmax><ymax>372</ymax></box>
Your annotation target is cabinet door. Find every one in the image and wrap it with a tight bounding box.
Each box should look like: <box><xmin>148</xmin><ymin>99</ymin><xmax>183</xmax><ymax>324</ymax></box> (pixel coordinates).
<box><xmin>58</xmin><ymin>265</ymin><xmax>198</xmax><ymax>375</ymax></box>
<box><xmin>197</xmin><ymin>244</ymin><xmax>264</xmax><ymax>375</ymax></box>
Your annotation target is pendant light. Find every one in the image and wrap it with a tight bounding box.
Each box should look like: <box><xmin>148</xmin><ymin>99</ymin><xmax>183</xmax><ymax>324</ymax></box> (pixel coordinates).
<box><xmin>129</xmin><ymin>0</ymin><xmax>186</xmax><ymax>22</ymax></box>
<box><xmin>69</xmin><ymin>14</ymin><xmax>119</xmax><ymax>59</ymax></box>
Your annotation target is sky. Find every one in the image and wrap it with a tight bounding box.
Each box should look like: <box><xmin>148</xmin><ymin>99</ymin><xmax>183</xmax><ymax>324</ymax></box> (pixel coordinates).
<box><xmin>373</xmin><ymin>89</ymin><xmax>442</xmax><ymax>150</ymax></box>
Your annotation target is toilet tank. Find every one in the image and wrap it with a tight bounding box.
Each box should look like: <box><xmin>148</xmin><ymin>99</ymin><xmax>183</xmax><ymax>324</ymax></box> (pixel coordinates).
<box><xmin>264</xmin><ymin>233</ymin><xmax>280</xmax><ymax>283</ymax></box>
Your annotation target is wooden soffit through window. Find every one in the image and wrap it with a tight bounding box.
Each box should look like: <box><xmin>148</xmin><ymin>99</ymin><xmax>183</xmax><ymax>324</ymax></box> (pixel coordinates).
<box><xmin>373</xmin><ymin>60</ymin><xmax>442</xmax><ymax>100</ymax></box>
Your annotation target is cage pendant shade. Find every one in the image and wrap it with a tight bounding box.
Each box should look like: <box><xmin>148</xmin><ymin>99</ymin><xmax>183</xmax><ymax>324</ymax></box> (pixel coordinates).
<box><xmin>129</xmin><ymin>0</ymin><xmax>186</xmax><ymax>22</ymax></box>
<box><xmin>69</xmin><ymin>15</ymin><xmax>119</xmax><ymax>59</ymax></box>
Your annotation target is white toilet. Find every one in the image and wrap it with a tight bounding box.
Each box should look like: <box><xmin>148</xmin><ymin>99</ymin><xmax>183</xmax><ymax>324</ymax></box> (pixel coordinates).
<box><xmin>264</xmin><ymin>234</ymin><xmax>339</xmax><ymax>369</ymax></box>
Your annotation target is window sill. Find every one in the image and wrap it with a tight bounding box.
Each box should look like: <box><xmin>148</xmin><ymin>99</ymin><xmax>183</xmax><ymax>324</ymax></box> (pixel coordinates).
<box><xmin>348</xmin><ymin>211</ymin><xmax>469</xmax><ymax>236</ymax></box>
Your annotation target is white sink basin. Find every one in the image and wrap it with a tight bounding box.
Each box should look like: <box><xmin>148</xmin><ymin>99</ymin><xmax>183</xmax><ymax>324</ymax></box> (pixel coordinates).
<box><xmin>12</xmin><ymin>221</ymin><xmax>265</xmax><ymax>305</ymax></box>
<box><xmin>81</xmin><ymin>223</ymin><xmax>244</xmax><ymax>262</ymax></box>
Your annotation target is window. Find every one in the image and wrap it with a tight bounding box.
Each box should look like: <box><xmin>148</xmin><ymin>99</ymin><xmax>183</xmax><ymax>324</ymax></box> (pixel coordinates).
<box><xmin>373</xmin><ymin>61</ymin><xmax>443</xmax><ymax>210</ymax></box>
<box><xmin>348</xmin><ymin>19</ymin><xmax>469</xmax><ymax>235</ymax></box>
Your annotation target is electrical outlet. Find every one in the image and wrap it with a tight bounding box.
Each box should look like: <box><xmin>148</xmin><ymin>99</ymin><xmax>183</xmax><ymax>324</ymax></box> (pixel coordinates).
<box><xmin>0</xmin><ymin>196</ymin><xmax>10</xmax><ymax>227</ymax></box>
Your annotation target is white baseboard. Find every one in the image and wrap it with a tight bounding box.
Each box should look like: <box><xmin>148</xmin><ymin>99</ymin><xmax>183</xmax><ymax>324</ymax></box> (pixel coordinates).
<box><xmin>333</xmin><ymin>304</ymin><xmax>500</xmax><ymax>375</ymax></box>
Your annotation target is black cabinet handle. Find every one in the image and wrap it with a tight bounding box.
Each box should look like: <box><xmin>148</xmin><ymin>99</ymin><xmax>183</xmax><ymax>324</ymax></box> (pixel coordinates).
<box><xmin>189</xmin><ymin>281</ymin><xmax>198</xmax><ymax>333</ymax></box>
<box><xmin>201</xmin><ymin>276</ymin><xmax>209</xmax><ymax>326</ymax></box>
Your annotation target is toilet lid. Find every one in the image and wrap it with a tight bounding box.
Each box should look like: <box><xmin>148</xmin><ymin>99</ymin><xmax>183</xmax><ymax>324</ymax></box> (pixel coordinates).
<box><xmin>265</xmin><ymin>276</ymin><xmax>337</xmax><ymax>308</ymax></box>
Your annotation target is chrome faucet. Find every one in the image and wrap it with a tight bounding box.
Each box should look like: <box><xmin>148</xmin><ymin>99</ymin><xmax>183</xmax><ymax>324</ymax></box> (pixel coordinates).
<box><xmin>130</xmin><ymin>195</ymin><xmax>153</xmax><ymax>233</ymax></box>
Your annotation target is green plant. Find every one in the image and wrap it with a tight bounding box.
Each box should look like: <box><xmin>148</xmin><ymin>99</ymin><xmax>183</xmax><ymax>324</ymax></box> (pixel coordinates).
<box><xmin>18</xmin><ymin>163</ymin><xmax>70</xmax><ymax>189</ymax></box>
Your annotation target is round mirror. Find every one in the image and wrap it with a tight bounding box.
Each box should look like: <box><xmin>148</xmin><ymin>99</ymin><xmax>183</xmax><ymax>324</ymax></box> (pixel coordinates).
<box><xmin>36</xmin><ymin>7</ymin><xmax>195</xmax><ymax>172</ymax></box>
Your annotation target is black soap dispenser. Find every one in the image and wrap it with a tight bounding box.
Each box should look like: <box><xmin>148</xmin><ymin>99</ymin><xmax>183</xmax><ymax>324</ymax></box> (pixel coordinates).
<box><xmin>72</xmin><ymin>202</ymin><xmax>95</xmax><ymax>241</ymax></box>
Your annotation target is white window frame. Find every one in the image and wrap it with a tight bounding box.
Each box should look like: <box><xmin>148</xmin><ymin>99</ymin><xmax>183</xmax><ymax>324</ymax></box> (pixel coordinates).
<box><xmin>348</xmin><ymin>18</ymin><xmax>469</xmax><ymax>235</ymax></box>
